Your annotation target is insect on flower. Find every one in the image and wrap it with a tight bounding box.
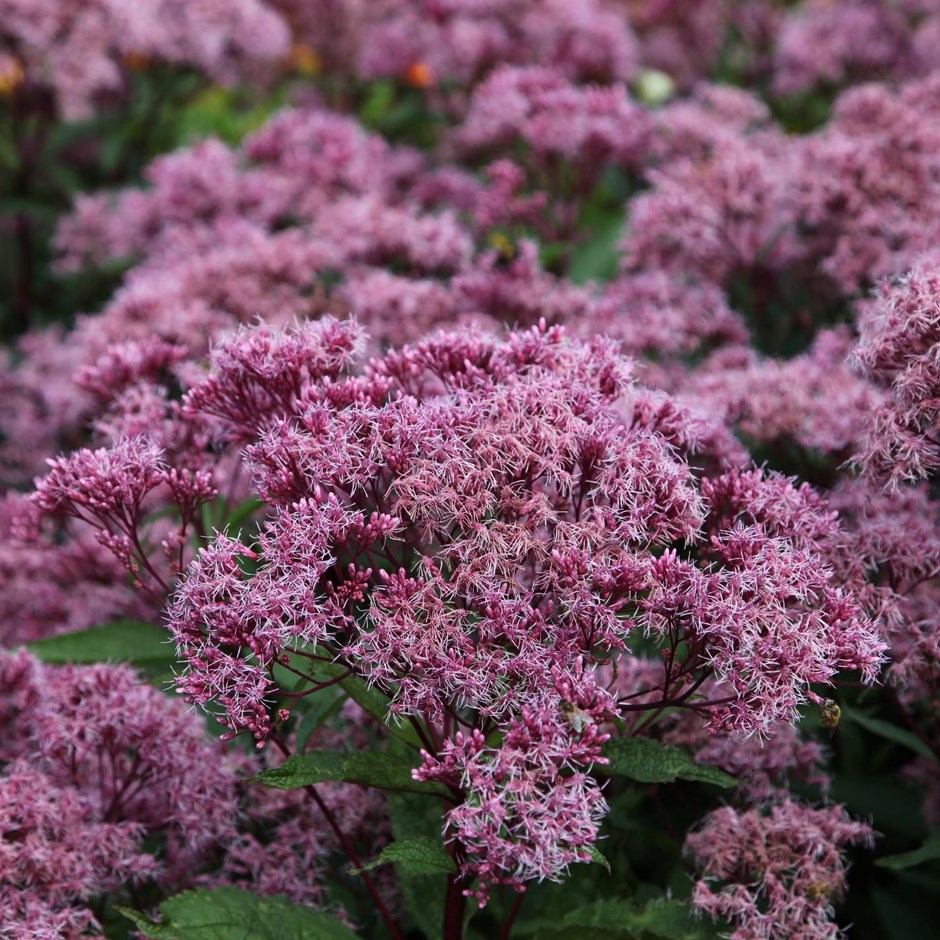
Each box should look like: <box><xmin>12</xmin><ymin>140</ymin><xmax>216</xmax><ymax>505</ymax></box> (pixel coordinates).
<box><xmin>806</xmin><ymin>880</ymin><xmax>833</xmax><ymax>902</ymax></box>
<box><xmin>819</xmin><ymin>698</ymin><xmax>841</xmax><ymax>737</ymax></box>
<box><xmin>560</xmin><ymin>700</ymin><xmax>594</xmax><ymax>734</ymax></box>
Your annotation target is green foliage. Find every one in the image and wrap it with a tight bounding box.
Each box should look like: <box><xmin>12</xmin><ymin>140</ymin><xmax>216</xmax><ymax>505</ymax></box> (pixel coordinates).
<box><xmin>292</xmin><ymin>650</ymin><xmax>424</xmax><ymax>749</ymax></box>
<box><xmin>358</xmin><ymin>79</ymin><xmax>443</xmax><ymax>148</ymax></box>
<box><xmin>294</xmin><ymin>688</ymin><xmax>345</xmax><ymax>751</ymax></box>
<box><xmin>337</xmin><ymin>675</ymin><xmax>425</xmax><ymax>749</ymax></box>
<box><xmin>27</xmin><ymin>620</ymin><xmax>173</xmax><ymax>667</ymax></box>
<box><xmin>768</xmin><ymin>89</ymin><xmax>834</xmax><ymax>135</ymax></box>
<box><xmin>387</xmin><ymin>790</ymin><xmax>450</xmax><ymax>939</ymax></box>
<box><xmin>254</xmin><ymin>748</ymin><xmax>449</xmax><ymax>796</ymax></box>
<box><xmin>350</xmin><ymin>835</ymin><xmax>457</xmax><ymax>876</ymax></box>
<box><xmin>842</xmin><ymin>706</ymin><xmax>938</xmax><ymax>763</ymax></box>
<box><xmin>795</xmin><ymin>682</ymin><xmax>940</xmax><ymax>939</ymax></box>
<box><xmin>876</xmin><ymin>831</ymin><xmax>940</xmax><ymax>870</ymax></box>
<box><xmin>599</xmin><ymin>738</ymin><xmax>738</xmax><ymax>788</ymax></box>
<box><xmin>0</xmin><ymin>67</ymin><xmax>207</xmax><ymax>339</ymax></box>
<box><xmin>199</xmin><ymin>496</ymin><xmax>266</xmax><ymax>541</ymax></box>
<box><xmin>588</xmin><ymin>845</ymin><xmax>612</xmax><ymax>874</ymax></box>
<box><xmin>517</xmin><ymin>898</ymin><xmax>718</xmax><ymax>940</ymax></box>
<box><xmin>120</xmin><ymin>887</ymin><xmax>358</xmax><ymax>940</ymax></box>
<box><xmin>568</xmin><ymin>210</ymin><xmax>625</xmax><ymax>285</ymax></box>
<box><xmin>174</xmin><ymin>86</ymin><xmax>288</xmax><ymax>147</ymax></box>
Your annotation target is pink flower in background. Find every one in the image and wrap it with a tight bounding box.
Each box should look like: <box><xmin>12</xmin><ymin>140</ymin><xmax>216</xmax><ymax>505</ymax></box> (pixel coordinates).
<box><xmin>0</xmin><ymin>765</ymin><xmax>157</xmax><ymax>938</ymax></box>
<box><xmin>773</xmin><ymin>0</ymin><xmax>913</xmax><ymax>95</ymax></box>
<box><xmin>356</xmin><ymin>0</ymin><xmax>637</xmax><ymax>88</ymax></box>
<box><xmin>0</xmin><ymin>0</ymin><xmax>289</xmax><ymax>119</ymax></box>
<box><xmin>649</xmin><ymin>84</ymin><xmax>774</xmax><ymax>165</ymax></box>
<box><xmin>452</xmin><ymin>240</ymin><xmax>596</xmax><ymax>328</ymax></box>
<box><xmin>622</xmin><ymin>136</ymin><xmax>796</xmax><ymax>287</ymax></box>
<box><xmin>456</xmin><ymin>66</ymin><xmax>650</xmax><ymax>178</ymax></box>
<box><xmin>587</xmin><ymin>270</ymin><xmax>748</xmax><ymax>360</ymax></box>
<box><xmin>790</xmin><ymin>77</ymin><xmax>940</xmax><ymax>294</ymax></box>
<box><xmin>0</xmin><ymin>494</ymin><xmax>150</xmax><ymax>646</ymax></box>
<box><xmin>681</xmin><ymin>328</ymin><xmax>884</xmax><ymax>458</ymax></box>
<box><xmin>853</xmin><ymin>252</ymin><xmax>940</xmax><ymax>486</ymax></box>
<box><xmin>687</xmin><ymin>799</ymin><xmax>873</xmax><ymax>940</ymax></box>
<box><xmin>0</xmin><ymin>652</ymin><xmax>241</xmax><ymax>902</ymax></box>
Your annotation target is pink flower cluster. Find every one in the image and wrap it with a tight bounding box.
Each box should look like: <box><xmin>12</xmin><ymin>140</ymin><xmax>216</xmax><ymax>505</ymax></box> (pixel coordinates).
<box><xmin>686</xmin><ymin>799</ymin><xmax>873</xmax><ymax>940</ymax></box>
<box><xmin>0</xmin><ymin>650</ymin><xmax>239</xmax><ymax>934</ymax></box>
<box><xmin>853</xmin><ymin>252</ymin><xmax>940</xmax><ymax>487</ymax></box>
<box><xmin>0</xmin><ymin>0</ymin><xmax>290</xmax><ymax>118</ymax></box>
<box><xmin>456</xmin><ymin>66</ymin><xmax>650</xmax><ymax>174</ymax></box>
<box><xmin>415</xmin><ymin>683</ymin><xmax>612</xmax><ymax>906</ymax></box>
<box><xmin>354</xmin><ymin>0</ymin><xmax>638</xmax><ymax>88</ymax></box>
<box><xmin>0</xmin><ymin>493</ymin><xmax>149</xmax><ymax>647</ymax></box>
<box><xmin>145</xmin><ymin>319</ymin><xmax>882</xmax><ymax>900</ymax></box>
<box><xmin>773</xmin><ymin>0</ymin><xmax>940</xmax><ymax>95</ymax></box>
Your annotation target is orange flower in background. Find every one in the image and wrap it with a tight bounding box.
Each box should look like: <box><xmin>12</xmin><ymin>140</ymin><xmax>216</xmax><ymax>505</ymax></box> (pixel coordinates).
<box><xmin>403</xmin><ymin>61</ymin><xmax>434</xmax><ymax>89</ymax></box>
<box><xmin>288</xmin><ymin>44</ymin><xmax>322</xmax><ymax>77</ymax></box>
<box><xmin>122</xmin><ymin>50</ymin><xmax>152</xmax><ymax>71</ymax></box>
<box><xmin>0</xmin><ymin>56</ymin><xmax>24</xmax><ymax>97</ymax></box>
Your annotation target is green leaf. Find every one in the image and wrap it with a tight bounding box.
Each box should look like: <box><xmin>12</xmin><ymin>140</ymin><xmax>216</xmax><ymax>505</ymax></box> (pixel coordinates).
<box><xmin>254</xmin><ymin>749</ymin><xmax>449</xmax><ymax>797</ymax></box>
<box><xmin>350</xmin><ymin>836</ymin><xmax>456</xmax><ymax>876</ymax></box>
<box><xmin>298</xmin><ymin>651</ymin><xmax>423</xmax><ymax>750</ymax></box>
<box><xmin>568</xmin><ymin>212</ymin><xmax>626</xmax><ymax>285</ymax></box>
<box><xmin>28</xmin><ymin>621</ymin><xmax>173</xmax><ymax>666</ymax></box>
<box><xmin>877</xmin><ymin>831</ymin><xmax>940</xmax><ymax>870</ymax></box>
<box><xmin>520</xmin><ymin>898</ymin><xmax>717</xmax><ymax>940</ymax></box>
<box><xmin>538</xmin><ymin>241</ymin><xmax>570</xmax><ymax>271</ymax></box>
<box><xmin>842</xmin><ymin>707</ymin><xmax>938</xmax><ymax>763</ymax></box>
<box><xmin>828</xmin><ymin>774</ymin><xmax>925</xmax><ymax>841</ymax></box>
<box><xmin>339</xmin><ymin>674</ymin><xmax>424</xmax><ymax>749</ymax></box>
<box><xmin>588</xmin><ymin>844</ymin><xmax>611</xmax><ymax>874</ymax></box>
<box><xmin>225</xmin><ymin>496</ymin><xmax>266</xmax><ymax>532</ymax></box>
<box><xmin>869</xmin><ymin>879</ymin><xmax>940</xmax><ymax>940</ymax></box>
<box><xmin>119</xmin><ymin>887</ymin><xmax>358</xmax><ymax>939</ymax></box>
<box><xmin>598</xmin><ymin>738</ymin><xmax>737</xmax><ymax>788</ymax></box>
<box><xmin>294</xmin><ymin>689</ymin><xmax>344</xmax><ymax>751</ymax></box>
<box><xmin>360</xmin><ymin>80</ymin><xmax>396</xmax><ymax>128</ymax></box>
<box><xmin>387</xmin><ymin>790</ymin><xmax>448</xmax><ymax>940</ymax></box>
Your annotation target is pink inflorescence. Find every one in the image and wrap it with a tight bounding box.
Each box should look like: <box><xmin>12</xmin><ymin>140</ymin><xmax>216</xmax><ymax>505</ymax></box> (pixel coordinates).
<box><xmin>686</xmin><ymin>799</ymin><xmax>874</xmax><ymax>940</ymax></box>
<box><xmin>0</xmin><ymin>650</ymin><xmax>240</xmax><ymax>932</ymax></box>
<box><xmin>853</xmin><ymin>251</ymin><xmax>940</xmax><ymax>487</ymax></box>
<box><xmin>0</xmin><ymin>0</ymin><xmax>290</xmax><ymax>119</ymax></box>
<box><xmin>161</xmin><ymin>318</ymin><xmax>884</xmax><ymax>900</ymax></box>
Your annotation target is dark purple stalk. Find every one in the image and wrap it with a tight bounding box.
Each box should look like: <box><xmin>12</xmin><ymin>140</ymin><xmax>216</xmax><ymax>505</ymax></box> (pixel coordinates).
<box><xmin>269</xmin><ymin>735</ymin><xmax>403</xmax><ymax>939</ymax></box>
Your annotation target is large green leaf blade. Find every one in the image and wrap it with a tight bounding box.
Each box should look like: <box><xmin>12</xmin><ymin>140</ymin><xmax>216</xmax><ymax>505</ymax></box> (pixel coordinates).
<box><xmin>120</xmin><ymin>887</ymin><xmax>358</xmax><ymax>940</ymax></box>
<box><xmin>294</xmin><ymin>688</ymin><xmax>344</xmax><ymax>751</ymax></box>
<box><xmin>254</xmin><ymin>749</ymin><xmax>449</xmax><ymax>796</ymax></box>
<box><xmin>351</xmin><ymin>835</ymin><xmax>456</xmax><ymax>876</ymax></box>
<box><xmin>520</xmin><ymin>898</ymin><xmax>718</xmax><ymax>939</ymax></box>
<box><xmin>387</xmin><ymin>789</ymin><xmax>449</xmax><ymax>940</ymax></box>
<box><xmin>295</xmin><ymin>651</ymin><xmax>423</xmax><ymax>749</ymax></box>
<box><xmin>599</xmin><ymin>738</ymin><xmax>737</xmax><ymax>788</ymax></box>
<box><xmin>842</xmin><ymin>707</ymin><xmax>938</xmax><ymax>763</ymax></box>
<box><xmin>877</xmin><ymin>831</ymin><xmax>940</xmax><ymax>870</ymax></box>
<box><xmin>338</xmin><ymin>674</ymin><xmax>424</xmax><ymax>749</ymax></box>
<box><xmin>28</xmin><ymin>620</ymin><xmax>173</xmax><ymax>666</ymax></box>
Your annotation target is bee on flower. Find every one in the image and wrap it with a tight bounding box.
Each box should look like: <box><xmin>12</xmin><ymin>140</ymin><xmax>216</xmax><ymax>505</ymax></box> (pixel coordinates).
<box><xmin>560</xmin><ymin>700</ymin><xmax>594</xmax><ymax>734</ymax></box>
